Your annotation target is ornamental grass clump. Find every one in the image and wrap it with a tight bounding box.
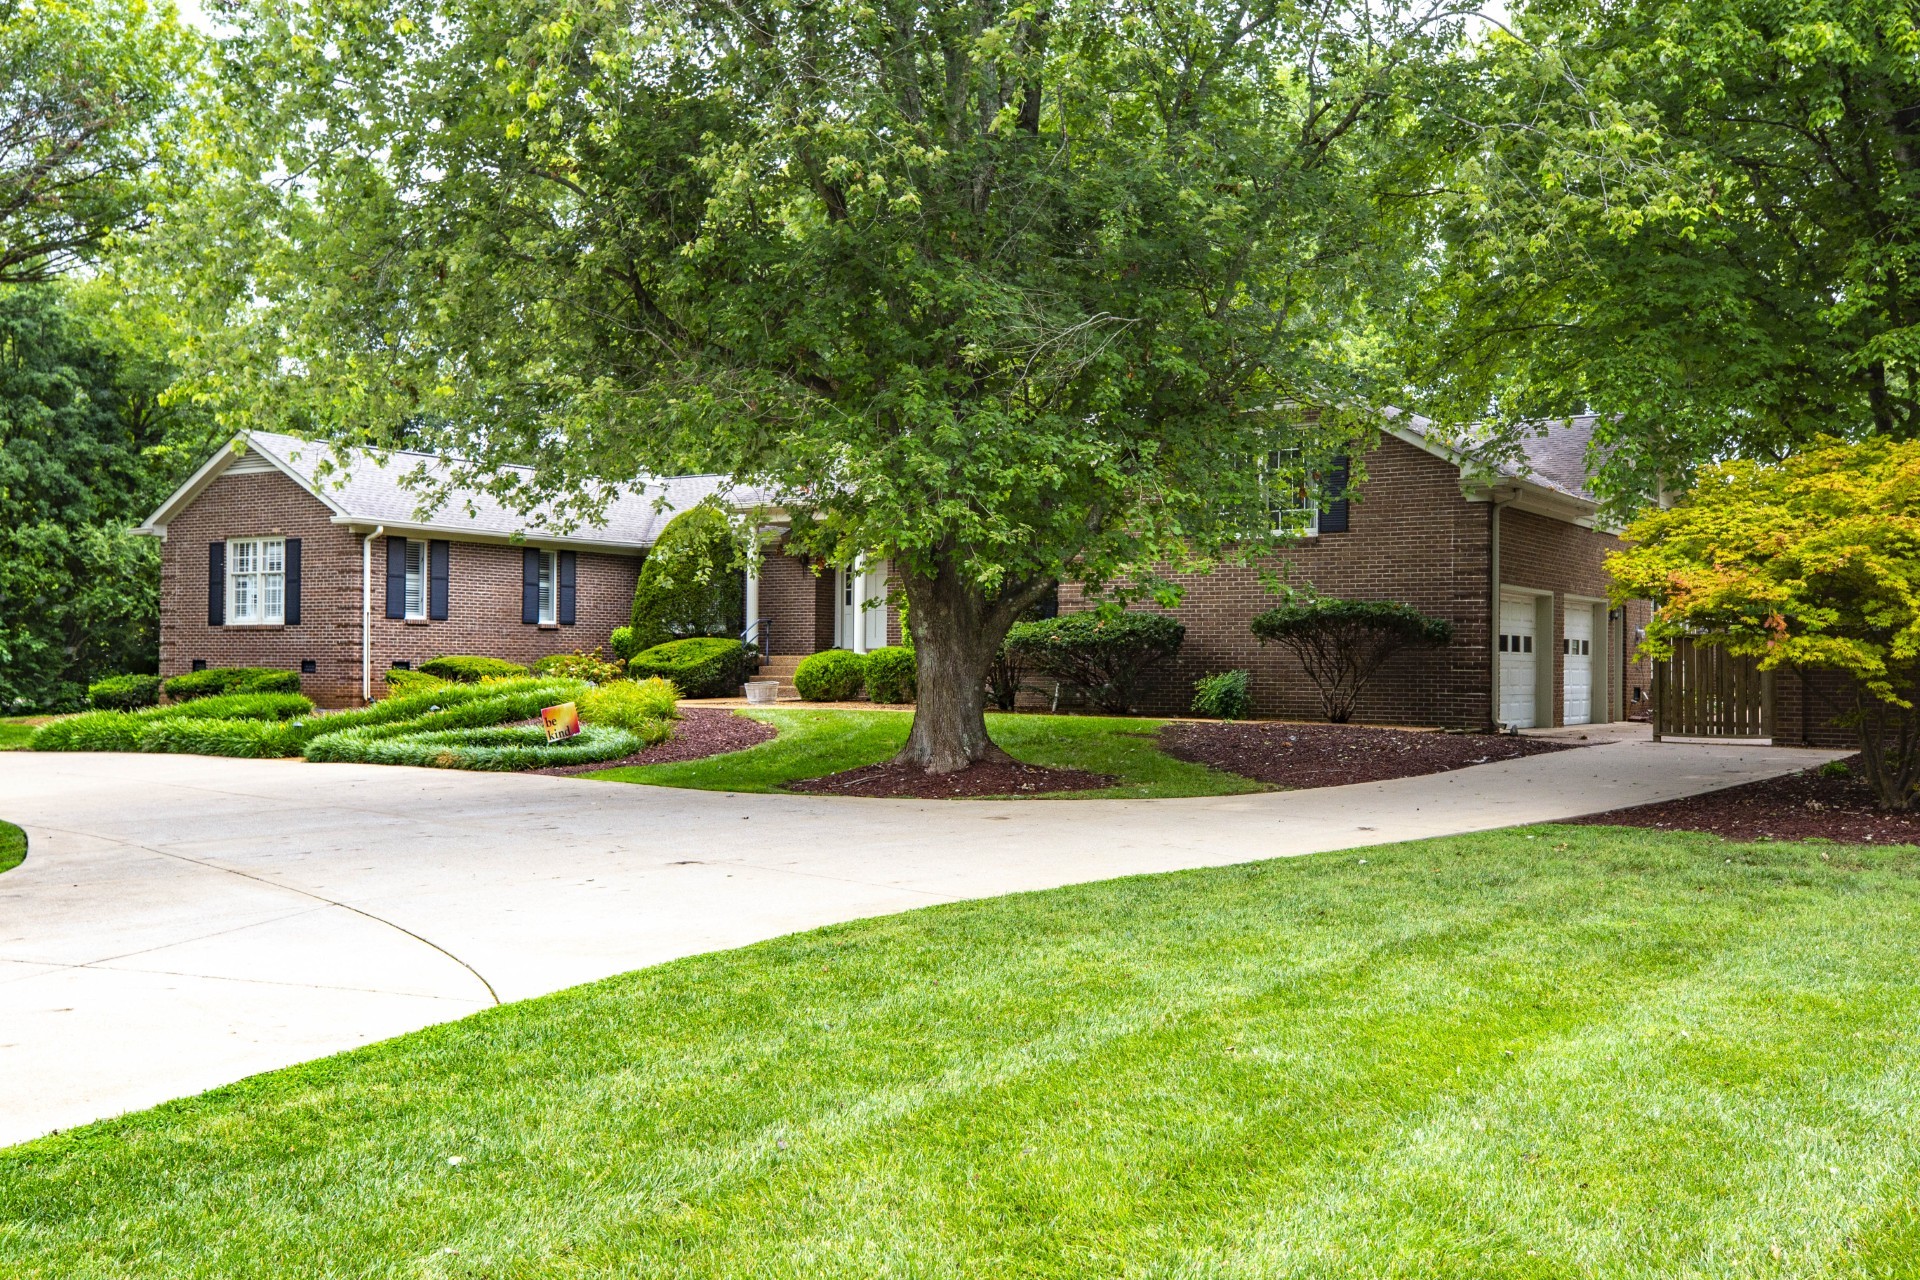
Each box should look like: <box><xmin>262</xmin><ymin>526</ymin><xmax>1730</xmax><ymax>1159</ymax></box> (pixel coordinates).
<box><xmin>580</xmin><ymin>678</ymin><xmax>678</xmax><ymax>739</ymax></box>
<box><xmin>31</xmin><ymin>692</ymin><xmax>317</xmax><ymax>752</ymax></box>
<box><xmin>138</xmin><ymin>717</ymin><xmax>299</xmax><ymax>759</ymax></box>
<box><xmin>1191</xmin><ymin>669</ymin><xmax>1253</xmax><ymax>720</ymax></box>
<box><xmin>310</xmin><ymin>724</ymin><xmax>642</xmax><ymax>770</ymax></box>
<box><xmin>1006</xmin><ymin>612</ymin><xmax>1185</xmax><ymax>714</ymax></box>
<box><xmin>1250</xmin><ymin>593</ymin><xmax>1450</xmax><ymax>724</ymax></box>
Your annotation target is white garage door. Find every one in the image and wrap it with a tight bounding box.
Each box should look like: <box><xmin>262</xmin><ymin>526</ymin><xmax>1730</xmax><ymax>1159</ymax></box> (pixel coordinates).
<box><xmin>1563</xmin><ymin>607</ymin><xmax>1594</xmax><ymax>725</ymax></box>
<box><xmin>1498</xmin><ymin>593</ymin><xmax>1538</xmax><ymax>728</ymax></box>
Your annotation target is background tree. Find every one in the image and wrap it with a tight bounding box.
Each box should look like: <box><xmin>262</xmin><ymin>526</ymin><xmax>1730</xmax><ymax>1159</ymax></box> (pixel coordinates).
<box><xmin>185</xmin><ymin>0</ymin><xmax>1469</xmax><ymax>770</ymax></box>
<box><xmin>1610</xmin><ymin>438</ymin><xmax>1920</xmax><ymax>810</ymax></box>
<box><xmin>0</xmin><ymin>0</ymin><xmax>200</xmax><ymax>281</ymax></box>
<box><xmin>0</xmin><ymin>283</ymin><xmax>219</xmax><ymax>709</ymax></box>
<box><xmin>1410</xmin><ymin>0</ymin><xmax>1920</xmax><ymax>511</ymax></box>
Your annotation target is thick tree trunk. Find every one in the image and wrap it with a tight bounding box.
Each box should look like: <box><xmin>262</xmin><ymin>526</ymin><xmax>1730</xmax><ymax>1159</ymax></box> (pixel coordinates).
<box><xmin>894</xmin><ymin>554</ymin><xmax>1049</xmax><ymax>773</ymax></box>
<box><xmin>1855</xmin><ymin>691</ymin><xmax>1920</xmax><ymax>811</ymax></box>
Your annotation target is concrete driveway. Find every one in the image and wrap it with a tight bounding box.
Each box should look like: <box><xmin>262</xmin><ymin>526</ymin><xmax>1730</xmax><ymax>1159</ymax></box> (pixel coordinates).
<box><xmin>0</xmin><ymin>735</ymin><xmax>1836</xmax><ymax>1146</ymax></box>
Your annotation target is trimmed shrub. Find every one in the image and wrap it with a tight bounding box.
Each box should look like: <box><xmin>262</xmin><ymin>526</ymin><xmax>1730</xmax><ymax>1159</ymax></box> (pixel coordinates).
<box><xmin>794</xmin><ymin>649</ymin><xmax>867</xmax><ymax>702</ymax></box>
<box><xmin>138</xmin><ymin>717</ymin><xmax>297</xmax><ymax>759</ymax></box>
<box><xmin>863</xmin><ymin>646</ymin><xmax>917</xmax><ymax>704</ymax></box>
<box><xmin>309</xmin><ymin>724</ymin><xmax>642</xmax><ymax>771</ymax></box>
<box><xmin>580</xmin><ymin>678</ymin><xmax>679</xmax><ymax>738</ymax></box>
<box><xmin>419</xmin><ymin>655</ymin><xmax>530</xmax><ymax>684</ymax></box>
<box><xmin>625</xmin><ymin>637</ymin><xmax>758</xmax><ymax>699</ymax></box>
<box><xmin>162</xmin><ymin>667</ymin><xmax>302</xmax><ymax>701</ymax></box>
<box><xmin>1191</xmin><ymin>669</ymin><xmax>1253</xmax><ymax>721</ymax></box>
<box><xmin>609</xmin><ymin>626</ymin><xmax>640</xmax><ymax>662</ymax></box>
<box><xmin>629</xmin><ymin>505</ymin><xmax>745</xmax><ymax>651</ymax></box>
<box><xmin>1250</xmin><ymin>595</ymin><xmax>1451</xmax><ymax>724</ymax></box>
<box><xmin>385</xmin><ymin>668</ymin><xmax>452</xmax><ymax>695</ymax></box>
<box><xmin>89</xmin><ymin>674</ymin><xmax>161</xmax><ymax>711</ymax></box>
<box><xmin>532</xmin><ymin>648</ymin><xmax>624</xmax><ymax>683</ymax></box>
<box><xmin>1006</xmin><ymin>611</ymin><xmax>1186</xmax><ymax>713</ymax></box>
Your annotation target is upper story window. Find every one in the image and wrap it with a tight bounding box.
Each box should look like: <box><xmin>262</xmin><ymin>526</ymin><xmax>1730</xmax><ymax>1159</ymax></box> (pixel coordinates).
<box><xmin>402</xmin><ymin>539</ymin><xmax>427</xmax><ymax>620</ymax></box>
<box><xmin>228</xmin><ymin>537</ymin><xmax>285</xmax><ymax>625</ymax></box>
<box><xmin>536</xmin><ymin>550</ymin><xmax>557</xmax><ymax>624</ymax></box>
<box><xmin>1263</xmin><ymin>449</ymin><xmax>1320</xmax><ymax>537</ymax></box>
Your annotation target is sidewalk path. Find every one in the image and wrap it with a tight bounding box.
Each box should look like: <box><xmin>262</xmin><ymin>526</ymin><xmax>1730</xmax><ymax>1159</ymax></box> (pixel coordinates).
<box><xmin>0</xmin><ymin>736</ymin><xmax>1837</xmax><ymax>1146</ymax></box>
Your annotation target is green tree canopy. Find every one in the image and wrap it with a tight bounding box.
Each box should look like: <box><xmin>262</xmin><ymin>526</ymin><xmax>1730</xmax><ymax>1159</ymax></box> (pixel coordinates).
<box><xmin>180</xmin><ymin>0</ymin><xmax>1468</xmax><ymax>769</ymax></box>
<box><xmin>629</xmin><ymin>505</ymin><xmax>745</xmax><ymax>652</ymax></box>
<box><xmin>1411</xmin><ymin>0</ymin><xmax>1920</xmax><ymax>512</ymax></box>
<box><xmin>1610</xmin><ymin>437</ymin><xmax>1920</xmax><ymax>809</ymax></box>
<box><xmin>0</xmin><ymin>0</ymin><xmax>202</xmax><ymax>281</ymax></box>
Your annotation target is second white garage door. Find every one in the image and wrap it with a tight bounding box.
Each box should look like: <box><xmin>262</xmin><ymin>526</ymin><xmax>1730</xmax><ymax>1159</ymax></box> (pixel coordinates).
<box><xmin>1498</xmin><ymin>593</ymin><xmax>1538</xmax><ymax>728</ymax></box>
<box><xmin>1564</xmin><ymin>607</ymin><xmax>1594</xmax><ymax>725</ymax></box>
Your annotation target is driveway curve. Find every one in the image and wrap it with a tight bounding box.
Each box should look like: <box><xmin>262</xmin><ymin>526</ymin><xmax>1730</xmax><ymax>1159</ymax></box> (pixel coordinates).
<box><xmin>0</xmin><ymin>736</ymin><xmax>1835</xmax><ymax>1146</ymax></box>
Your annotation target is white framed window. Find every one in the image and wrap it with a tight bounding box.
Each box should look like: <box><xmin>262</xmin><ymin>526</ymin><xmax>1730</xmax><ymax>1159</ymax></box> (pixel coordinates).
<box><xmin>1263</xmin><ymin>450</ymin><xmax>1320</xmax><ymax>537</ymax></box>
<box><xmin>228</xmin><ymin>537</ymin><xmax>286</xmax><ymax>625</ymax></box>
<box><xmin>403</xmin><ymin>540</ymin><xmax>427</xmax><ymax>620</ymax></box>
<box><xmin>537</xmin><ymin>550</ymin><xmax>557</xmax><ymax>624</ymax></box>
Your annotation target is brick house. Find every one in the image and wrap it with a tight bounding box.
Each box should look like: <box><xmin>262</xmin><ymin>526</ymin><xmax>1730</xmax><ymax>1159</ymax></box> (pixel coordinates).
<box><xmin>143</xmin><ymin>417</ymin><xmax>1647</xmax><ymax>728</ymax></box>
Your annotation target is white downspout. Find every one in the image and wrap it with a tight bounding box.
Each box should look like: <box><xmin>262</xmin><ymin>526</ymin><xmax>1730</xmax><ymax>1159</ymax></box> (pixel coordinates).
<box><xmin>362</xmin><ymin>526</ymin><xmax>384</xmax><ymax>703</ymax></box>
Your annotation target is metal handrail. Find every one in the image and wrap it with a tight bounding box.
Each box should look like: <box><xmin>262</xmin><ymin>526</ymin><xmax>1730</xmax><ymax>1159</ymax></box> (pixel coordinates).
<box><xmin>740</xmin><ymin>618</ymin><xmax>772</xmax><ymax>670</ymax></box>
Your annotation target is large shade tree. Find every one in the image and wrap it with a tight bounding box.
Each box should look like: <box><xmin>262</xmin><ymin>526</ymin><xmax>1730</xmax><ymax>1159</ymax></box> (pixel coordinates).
<box><xmin>1411</xmin><ymin>0</ymin><xmax>1920</xmax><ymax>512</ymax></box>
<box><xmin>183</xmin><ymin>0</ymin><xmax>1469</xmax><ymax>769</ymax></box>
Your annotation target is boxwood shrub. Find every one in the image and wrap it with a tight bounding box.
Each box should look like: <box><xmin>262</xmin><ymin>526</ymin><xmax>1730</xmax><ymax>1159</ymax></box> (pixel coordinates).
<box><xmin>88</xmin><ymin>674</ymin><xmax>161</xmax><ymax>711</ymax></box>
<box><xmin>162</xmin><ymin>667</ymin><xmax>303</xmax><ymax>701</ymax></box>
<box><xmin>418</xmin><ymin>655</ymin><xmax>530</xmax><ymax>683</ymax></box>
<box><xmin>625</xmin><ymin>637</ymin><xmax>757</xmax><ymax>699</ymax></box>
<box><xmin>862</xmin><ymin>646</ymin><xmax>917</xmax><ymax>704</ymax></box>
<box><xmin>1006</xmin><ymin>611</ymin><xmax>1185</xmax><ymax>713</ymax></box>
<box><xmin>308</xmin><ymin>724</ymin><xmax>641</xmax><ymax>771</ymax></box>
<box><xmin>794</xmin><ymin>649</ymin><xmax>867</xmax><ymax>702</ymax></box>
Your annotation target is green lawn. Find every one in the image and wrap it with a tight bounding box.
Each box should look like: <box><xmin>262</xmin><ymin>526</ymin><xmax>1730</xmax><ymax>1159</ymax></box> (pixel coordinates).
<box><xmin>0</xmin><ymin>717</ymin><xmax>46</xmax><ymax>750</ymax></box>
<box><xmin>589</xmin><ymin>707</ymin><xmax>1266</xmax><ymax>798</ymax></box>
<box><xmin>0</xmin><ymin>821</ymin><xmax>22</xmax><ymax>875</ymax></box>
<box><xmin>6</xmin><ymin>826</ymin><xmax>1920</xmax><ymax>1276</ymax></box>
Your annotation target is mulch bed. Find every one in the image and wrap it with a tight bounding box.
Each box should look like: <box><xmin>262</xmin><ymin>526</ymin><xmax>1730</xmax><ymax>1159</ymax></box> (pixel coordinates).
<box><xmin>786</xmin><ymin>759</ymin><xmax>1115</xmax><ymax>799</ymax></box>
<box><xmin>1159</xmin><ymin>721</ymin><xmax>1578</xmax><ymax>788</ymax></box>
<box><xmin>1571</xmin><ymin>754</ymin><xmax>1920</xmax><ymax>845</ymax></box>
<box><xmin>530</xmin><ymin>707</ymin><xmax>777</xmax><ymax>776</ymax></box>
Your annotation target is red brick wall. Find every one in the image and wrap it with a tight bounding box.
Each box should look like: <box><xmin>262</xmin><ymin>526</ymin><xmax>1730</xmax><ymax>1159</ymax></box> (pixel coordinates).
<box><xmin>160</xmin><ymin>468</ymin><xmax>641</xmax><ymax>707</ymax></box>
<box><xmin>1055</xmin><ymin>436</ymin><xmax>1495</xmax><ymax>727</ymax></box>
<box><xmin>1498</xmin><ymin>507</ymin><xmax>1643</xmax><ymax>727</ymax></box>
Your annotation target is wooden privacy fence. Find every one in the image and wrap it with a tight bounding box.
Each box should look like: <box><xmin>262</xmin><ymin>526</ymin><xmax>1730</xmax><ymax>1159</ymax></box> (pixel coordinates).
<box><xmin>1653</xmin><ymin>639</ymin><xmax>1773</xmax><ymax>740</ymax></box>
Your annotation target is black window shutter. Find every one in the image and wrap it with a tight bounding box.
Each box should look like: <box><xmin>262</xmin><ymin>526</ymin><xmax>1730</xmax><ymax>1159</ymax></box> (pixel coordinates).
<box><xmin>207</xmin><ymin>541</ymin><xmax>226</xmax><ymax>626</ymax></box>
<box><xmin>385</xmin><ymin>536</ymin><xmax>406</xmax><ymax>619</ymax></box>
<box><xmin>428</xmin><ymin>540</ymin><xmax>450</xmax><ymax>620</ymax></box>
<box><xmin>284</xmin><ymin>538</ymin><xmax>302</xmax><ymax>625</ymax></box>
<box><xmin>558</xmin><ymin>551</ymin><xmax>577</xmax><ymax>625</ymax></box>
<box><xmin>522</xmin><ymin>548</ymin><xmax>540</xmax><ymax>624</ymax></box>
<box><xmin>1319</xmin><ymin>454</ymin><xmax>1351</xmax><ymax>533</ymax></box>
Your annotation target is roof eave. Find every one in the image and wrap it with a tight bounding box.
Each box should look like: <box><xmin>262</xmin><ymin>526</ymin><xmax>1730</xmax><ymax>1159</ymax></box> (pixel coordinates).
<box><xmin>329</xmin><ymin>515</ymin><xmax>650</xmax><ymax>554</ymax></box>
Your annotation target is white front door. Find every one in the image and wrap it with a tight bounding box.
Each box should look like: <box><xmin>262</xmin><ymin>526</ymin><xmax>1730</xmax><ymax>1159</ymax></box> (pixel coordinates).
<box><xmin>1563</xmin><ymin>606</ymin><xmax>1594</xmax><ymax>725</ymax></box>
<box><xmin>1498</xmin><ymin>593</ymin><xmax>1538</xmax><ymax>728</ymax></box>
<box><xmin>834</xmin><ymin>560</ymin><xmax>889</xmax><ymax>653</ymax></box>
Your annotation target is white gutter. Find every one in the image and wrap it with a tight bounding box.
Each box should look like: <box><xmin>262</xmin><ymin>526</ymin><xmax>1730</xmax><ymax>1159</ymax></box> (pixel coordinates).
<box><xmin>361</xmin><ymin>526</ymin><xmax>384</xmax><ymax>703</ymax></box>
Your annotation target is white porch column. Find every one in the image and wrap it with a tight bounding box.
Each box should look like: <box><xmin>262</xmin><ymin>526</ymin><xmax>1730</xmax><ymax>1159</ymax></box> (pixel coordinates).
<box><xmin>744</xmin><ymin>554</ymin><xmax>760</xmax><ymax>642</ymax></box>
<box><xmin>850</xmin><ymin>556</ymin><xmax>869</xmax><ymax>655</ymax></box>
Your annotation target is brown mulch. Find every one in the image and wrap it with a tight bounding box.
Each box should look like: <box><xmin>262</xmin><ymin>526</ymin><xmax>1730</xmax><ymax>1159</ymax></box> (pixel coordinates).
<box><xmin>786</xmin><ymin>758</ymin><xmax>1115</xmax><ymax>799</ymax></box>
<box><xmin>1571</xmin><ymin>754</ymin><xmax>1920</xmax><ymax>845</ymax></box>
<box><xmin>530</xmin><ymin>707</ymin><xmax>777</xmax><ymax>776</ymax></box>
<box><xmin>1159</xmin><ymin>721</ymin><xmax>1579</xmax><ymax>788</ymax></box>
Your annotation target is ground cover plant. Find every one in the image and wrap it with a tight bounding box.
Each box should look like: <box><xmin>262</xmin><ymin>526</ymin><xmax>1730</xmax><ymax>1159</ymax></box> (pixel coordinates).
<box><xmin>314</xmin><ymin>724</ymin><xmax>645</xmax><ymax>771</ymax></box>
<box><xmin>0</xmin><ymin>718</ymin><xmax>47</xmax><ymax>751</ymax></box>
<box><xmin>0</xmin><ymin>820</ymin><xmax>23</xmax><ymax>875</ymax></box>
<box><xmin>30</xmin><ymin>693</ymin><xmax>316</xmax><ymax>752</ymax></box>
<box><xmin>6</xmin><ymin>827</ymin><xmax>1920</xmax><ymax>1276</ymax></box>
<box><xmin>588</xmin><ymin>709</ymin><xmax>1262</xmax><ymax>799</ymax></box>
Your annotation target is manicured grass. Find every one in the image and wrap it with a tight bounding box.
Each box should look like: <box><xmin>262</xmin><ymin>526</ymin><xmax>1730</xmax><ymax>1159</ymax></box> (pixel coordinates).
<box><xmin>0</xmin><ymin>717</ymin><xmax>48</xmax><ymax>751</ymax></box>
<box><xmin>6</xmin><ymin>826</ymin><xmax>1920</xmax><ymax>1276</ymax></box>
<box><xmin>589</xmin><ymin>707</ymin><xmax>1266</xmax><ymax>798</ymax></box>
<box><xmin>0</xmin><ymin>821</ymin><xmax>22</xmax><ymax>875</ymax></box>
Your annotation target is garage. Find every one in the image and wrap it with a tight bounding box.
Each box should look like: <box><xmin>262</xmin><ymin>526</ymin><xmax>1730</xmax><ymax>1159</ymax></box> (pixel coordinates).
<box><xmin>1563</xmin><ymin>607</ymin><xmax>1594</xmax><ymax>725</ymax></box>
<box><xmin>1497</xmin><ymin>593</ymin><xmax>1538</xmax><ymax>728</ymax></box>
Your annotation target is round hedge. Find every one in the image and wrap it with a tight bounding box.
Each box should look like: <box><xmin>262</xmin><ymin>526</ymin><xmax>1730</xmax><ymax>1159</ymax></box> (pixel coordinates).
<box><xmin>88</xmin><ymin>673</ymin><xmax>161</xmax><ymax>711</ymax></box>
<box><xmin>862</xmin><ymin>646</ymin><xmax>917</xmax><ymax>704</ymax></box>
<box><xmin>794</xmin><ymin>649</ymin><xmax>868</xmax><ymax>701</ymax></box>
<box><xmin>418</xmin><ymin>655</ymin><xmax>531</xmax><ymax>683</ymax></box>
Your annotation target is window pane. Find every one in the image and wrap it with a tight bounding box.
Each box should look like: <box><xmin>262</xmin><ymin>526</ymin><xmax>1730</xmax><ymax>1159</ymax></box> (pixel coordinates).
<box><xmin>404</xmin><ymin>540</ymin><xmax>425</xmax><ymax>618</ymax></box>
<box><xmin>538</xmin><ymin>552</ymin><xmax>555</xmax><ymax>623</ymax></box>
<box><xmin>232</xmin><ymin>540</ymin><xmax>256</xmax><ymax>575</ymax></box>
<box><xmin>263</xmin><ymin>540</ymin><xmax>284</xmax><ymax>573</ymax></box>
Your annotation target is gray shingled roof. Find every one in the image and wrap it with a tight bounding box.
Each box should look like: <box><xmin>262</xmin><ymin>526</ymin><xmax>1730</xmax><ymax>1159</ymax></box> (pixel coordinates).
<box><xmin>245</xmin><ymin>431</ymin><xmax>766</xmax><ymax>548</ymax></box>
<box><xmin>1381</xmin><ymin>409</ymin><xmax>1599</xmax><ymax>504</ymax></box>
